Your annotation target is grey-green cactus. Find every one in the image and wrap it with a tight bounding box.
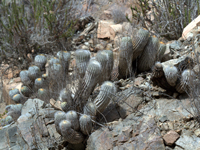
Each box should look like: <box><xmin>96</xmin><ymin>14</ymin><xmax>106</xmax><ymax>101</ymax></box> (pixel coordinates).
<box><xmin>93</xmin><ymin>81</ymin><xmax>116</xmax><ymax>113</ymax></box>
<box><xmin>176</xmin><ymin>69</ymin><xmax>195</xmax><ymax>93</ymax></box>
<box><xmin>118</xmin><ymin>37</ymin><xmax>133</xmax><ymax>78</ymax></box>
<box><xmin>61</xmin><ymin>102</ymin><xmax>69</xmax><ymax>112</ymax></box>
<box><xmin>156</xmin><ymin>42</ymin><xmax>166</xmax><ymax>61</ymax></box>
<box><xmin>138</xmin><ymin>35</ymin><xmax>159</xmax><ymax>72</ymax></box>
<box><xmin>34</xmin><ymin>54</ymin><xmax>47</xmax><ymax>70</ymax></box>
<box><xmin>5</xmin><ymin>116</ymin><xmax>13</xmax><ymax>125</ymax></box>
<box><xmin>12</xmin><ymin>94</ymin><xmax>22</xmax><ymax>103</ymax></box>
<box><xmin>59</xmin><ymin>88</ymin><xmax>72</xmax><ymax>105</ymax></box>
<box><xmin>59</xmin><ymin>120</ymin><xmax>84</xmax><ymax>144</ymax></box>
<box><xmin>163</xmin><ymin>65</ymin><xmax>178</xmax><ymax>86</ymax></box>
<box><xmin>6</xmin><ymin>104</ymin><xmax>23</xmax><ymax>121</ymax></box>
<box><xmin>37</xmin><ymin>88</ymin><xmax>48</xmax><ymax>100</ymax></box>
<box><xmin>96</xmin><ymin>50</ymin><xmax>114</xmax><ymax>83</ymax></box>
<box><xmin>83</xmin><ymin>101</ymin><xmax>97</xmax><ymax>120</ymax></box>
<box><xmin>66</xmin><ymin>110</ymin><xmax>79</xmax><ymax>131</ymax></box>
<box><xmin>80</xmin><ymin>59</ymin><xmax>102</xmax><ymax>102</ymax></box>
<box><xmin>34</xmin><ymin>78</ymin><xmax>45</xmax><ymax>89</ymax></box>
<box><xmin>49</xmin><ymin>63</ymin><xmax>62</xmax><ymax>80</ymax></box>
<box><xmin>0</xmin><ymin>118</ymin><xmax>5</xmax><ymax>126</ymax></box>
<box><xmin>57</xmin><ymin>51</ymin><xmax>71</xmax><ymax>74</ymax></box>
<box><xmin>20</xmin><ymin>70</ymin><xmax>32</xmax><ymax>85</ymax></box>
<box><xmin>152</xmin><ymin>62</ymin><xmax>164</xmax><ymax>78</ymax></box>
<box><xmin>132</xmin><ymin>28</ymin><xmax>150</xmax><ymax>61</ymax></box>
<box><xmin>49</xmin><ymin>57</ymin><xmax>60</xmax><ymax>66</ymax></box>
<box><xmin>21</xmin><ymin>86</ymin><xmax>32</xmax><ymax>97</ymax></box>
<box><xmin>9</xmin><ymin>88</ymin><xmax>20</xmax><ymax>99</ymax></box>
<box><xmin>54</xmin><ymin>111</ymin><xmax>67</xmax><ymax>135</ymax></box>
<box><xmin>79</xmin><ymin>114</ymin><xmax>92</xmax><ymax>135</ymax></box>
<box><xmin>75</xmin><ymin>49</ymin><xmax>91</xmax><ymax>78</ymax></box>
<box><xmin>28</xmin><ymin>65</ymin><xmax>41</xmax><ymax>81</ymax></box>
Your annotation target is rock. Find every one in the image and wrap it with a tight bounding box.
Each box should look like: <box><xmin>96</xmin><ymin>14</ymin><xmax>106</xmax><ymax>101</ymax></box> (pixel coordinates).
<box><xmin>97</xmin><ymin>20</ymin><xmax>114</xmax><ymax>39</ymax></box>
<box><xmin>182</xmin><ymin>15</ymin><xmax>200</xmax><ymax>39</ymax></box>
<box><xmin>21</xmin><ymin>98</ymin><xmax>45</xmax><ymax>115</ymax></box>
<box><xmin>159</xmin><ymin>115</ymin><xmax>168</xmax><ymax>123</ymax></box>
<box><xmin>109</xmin><ymin>24</ymin><xmax>123</xmax><ymax>40</ymax></box>
<box><xmin>169</xmin><ymin>40</ymin><xmax>182</xmax><ymax>51</ymax></box>
<box><xmin>163</xmin><ymin>130</ymin><xmax>180</xmax><ymax>146</ymax></box>
<box><xmin>175</xmin><ymin>130</ymin><xmax>200</xmax><ymax>149</ymax></box>
<box><xmin>134</xmin><ymin>77</ymin><xmax>144</xmax><ymax>86</ymax></box>
<box><xmin>194</xmin><ymin>129</ymin><xmax>200</xmax><ymax>137</ymax></box>
<box><xmin>95</xmin><ymin>44</ymin><xmax>104</xmax><ymax>51</ymax></box>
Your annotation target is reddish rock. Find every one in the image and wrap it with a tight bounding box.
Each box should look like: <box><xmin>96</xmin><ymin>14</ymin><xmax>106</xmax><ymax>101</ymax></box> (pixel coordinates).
<box><xmin>134</xmin><ymin>77</ymin><xmax>144</xmax><ymax>86</ymax></box>
<box><xmin>163</xmin><ymin>130</ymin><xmax>180</xmax><ymax>146</ymax></box>
<box><xmin>97</xmin><ymin>20</ymin><xmax>114</xmax><ymax>39</ymax></box>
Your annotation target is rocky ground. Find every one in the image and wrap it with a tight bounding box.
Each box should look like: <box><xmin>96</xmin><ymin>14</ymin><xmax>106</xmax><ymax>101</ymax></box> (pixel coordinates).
<box><xmin>1</xmin><ymin>0</ymin><xmax>200</xmax><ymax>150</ymax></box>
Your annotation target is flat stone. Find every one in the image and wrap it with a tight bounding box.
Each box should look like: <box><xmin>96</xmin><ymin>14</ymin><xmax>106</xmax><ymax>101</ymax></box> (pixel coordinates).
<box><xmin>194</xmin><ymin>129</ymin><xmax>200</xmax><ymax>137</ymax></box>
<box><xmin>163</xmin><ymin>130</ymin><xmax>180</xmax><ymax>146</ymax></box>
<box><xmin>97</xmin><ymin>20</ymin><xmax>114</xmax><ymax>39</ymax></box>
<box><xmin>159</xmin><ymin>115</ymin><xmax>168</xmax><ymax>123</ymax></box>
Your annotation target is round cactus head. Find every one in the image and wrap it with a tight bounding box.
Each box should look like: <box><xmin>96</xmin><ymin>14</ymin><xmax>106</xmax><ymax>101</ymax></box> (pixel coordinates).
<box><xmin>86</xmin><ymin>59</ymin><xmax>102</xmax><ymax>76</ymax></box>
<box><xmin>38</xmin><ymin>88</ymin><xmax>48</xmax><ymax>99</ymax></box>
<box><xmin>34</xmin><ymin>54</ymin><xmax>47</xmax><ymax>70</ymax></box>
<box><xmin>20</xmin><ymin>70</ymin><xmax>32</xmax><ymax>85</ymax></box>
<box><xmin>79</xmin><ymin>114</ymin><xmax>92</xmax><ymax>135</ymax></box>
<box><xmin>21</xmin><ymin>86</ymin><xmax>32</xmax><ymax>97</ymax></box>
<box><xmin>66</xmin><ymin>110</ymin><xmax>79</xmax><ymax>131</ymax></box>
<box><xmin>12</xmin><ymin>94</ymin><xmax>22</xmax><ymax>103</ymax></box>
<box><xmin>60</xmin><ymin>102</ymin><xmax>69</xmax><ymax>112</ymax></box>
<box><xmin>9</xmin><ymin>88</ymin><xmax>20</xmax><ymax>99</ymax></box>
<box><xmin>152</xmin><ymin>61</ymin><xmax>164</xmax><ymax>78</ymax></box>
<box><xmin>49</xmin><ymin>57</ymin><xmax>60</xmax><ymax>66</ymax></box>
<box><xmin>34</xmin><ymin>78</ymin><xmax>45</xmax><ymax>89</ymax></box>
<box><xmin>83</xmin><ymin>102</ymin><xmax>97</xmax><ymax>120</ymax></box>
<box><xmin>28</xmin><ymin>65</ymin><xmax>41</xmax><ymax>81</ymax></box>
<box><xmin>42</xmin><ymin>73</ymin><xmax>48</xmax><ymax>79</ymax></box>
<box><xmin>59</xmin><ymin>120</ymin><xmax>72</xmax><ymax>131</ymax></box>
<box><xmin>181</xmin><ymin>69</ymin><xmax>195</xmax><ymax>86</ymax></box>
<box><xmin>59</xmin><ymin>88</ymin><xmax>72</xmax><ymax>104</ymax></box>
<box><xmin>163</xmin><ymin>64</ymin><xmax>178</xmax><ymax>86</ymax></box>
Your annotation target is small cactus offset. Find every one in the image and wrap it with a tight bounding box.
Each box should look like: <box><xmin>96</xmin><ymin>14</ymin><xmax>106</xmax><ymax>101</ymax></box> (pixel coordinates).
<box><xmin>138</xmin><ymin>35</ymin><xmax>159</xmax><ymax>72</ymax></box>
<box><xmin>96</xmin><ymin>50</ymin><xmax>114</xmax><ymax>84</ymax></box>
<box><xmin>21</xmin><ymin>86</ymin><xmax>32</xmax><ymax>97</ymax></box>
<box><xmin>132</xmin><ymin>28</ymin><xmax>150</xmax><ymax>61</ymax></box>
<box><xmin>93</xmin><ymin>81</ymin><xmax>116</xmax><ymax>113</ymax></box>
<box><xmin>79</xmin><ymin>114</ymin><xmax>93</xmax><ymax>135</ymax></box>
<box><xmin>28</xmin><ymin>66</ymin><xmax>41</xmax><ymax>81</ymax></box>
<box><xmin>75</xmin><ymin>49</ymin><xmax>91</xmax><ymax>78</ymax></box>
<box><xmin>65</xmin><ymin>110</ymin><xmax>80</xmax><ymax>131</ymax></box>
<box><xmin>118</xmin><ymin>37</ymin><xmax>133</xmax><ymax>78</ymax></box>
<box><xmin>83</xmin><ymin>101</ymin><xmax>97</xmax><ymax>120</ymax></box>
<box><xmin>20</xmin><ymin>70</ymin><xmax>32</xmax><ymax>86</ymax></box>
<box><xmin>57</xmin><ymin>51</ymin><xmax>71</xmax><ymax>74</ymax></box>
<box><xmin>12</xmin><ymin>94</ymin><xmax>23</xmax><ymax>103</ymax></box>
<box><xmin>59</xmin><ymin>120</ymin><xmax>84</xmax><ymax>144</ymax></box>
<box><xmin>9</xmin><ymin>88</ymin><xmax>20</xmax><ymax>99</ymax></box>
<box><xmin>151</xmin><ymin>62</ymin><xmax>164</xmax><ymax>78</ymax></box>
<box><xmin>163</xmin><ymin>65</ymin><xmax>178</xmax><ymax>86</ymax></box>
<box><xmin>54</xmin><ymin>111</ymin><xmax>67</xmax><ymax>135</ymax></box>
<box><xmin>78</xmin><ymin>59</ymin><xmax>102</xmax><ymax>103</ymax></box>
<box><xmin>37</xmin><ymin>88</ymin><xmax>48</xmax><ymax>100</ymax></box>
<box><xmin>34</xmin><ymin>54</ymin><xmax>47</xmax><ymax>71</ymax></box>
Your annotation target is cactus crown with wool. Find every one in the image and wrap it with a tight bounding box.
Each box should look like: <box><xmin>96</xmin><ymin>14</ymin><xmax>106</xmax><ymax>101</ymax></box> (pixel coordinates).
<box><xmin>9</xmin><ymin>88</ymin><xmax>20</xmax><ymax>99</ymax></box>
<box><xmin>83</xmin><ymin>101</ymin><xmax>97</xmax><ymax>119</ymax></box>
<box><xmin>21</xmin><ymin>86</ymin><xmax>32</xmax><ymax>97</ymax></box>
<box><xmin>79</xmin><ymin>114</ymin><xmax>92</xmax><ymax>135</ymax></box>
<box><xmin>34</xmin><ymin>78</ymin><xmax>45</xmax><ymax>89</ymax></box>
<box><xmin>19</xmin><ymin>70</ymin><xmax>32</xmax><ymax>85</ymax></box>
<box><xmin>65</xmin><ymin>110</ymin><xmax>79</xmax><ymax>131</ymax></box>
<box><xmin>28</xmin><ymin>65</ymin><xmax>41</xmax><ymax>81</ymax></box>
<box><xmin>163</xmin><ymin>65</ymin><xmax>178</xmax><ymax>86</ymax></box>
<box><xmin>12</xmin><ymin>94</ymin><xmax>22</xmax><ymax>103</ymax></box>
<box><xmin>34</xmin><ymin>54</ymin><xmax>47</xmax><ymax>70</ymax></box>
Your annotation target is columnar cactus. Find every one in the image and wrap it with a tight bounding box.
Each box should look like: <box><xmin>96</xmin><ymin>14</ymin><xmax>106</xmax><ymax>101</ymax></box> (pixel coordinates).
<box><xmin>79</xmin><ymin>59</ymin><xmax>102</xmax><ymax>102</ymax></box>
<box><xmin>83</xmin><ymin>101</ymin><xmax>97</xmax><ymax>120</ymax></box>
<box><xmin>138</xmin><ymin>35</ymin><xmax>159</xmax><ymax>72</ymax></box>
<box><xmin>93</xmin><ymin>81</ymin><xmax>116</xmax><ymax>113</ymax></box>
<box><xmin>54</xmin><ymin>111</ymin><xmax>67</xmax><ymax>135</ymax></box>
<box><xmin>34</xmin><ymin>54</ymin><xmax>47</xmax><ymax>70</ymax></box>
<box><xmin>57</xmin><ymin>51</ymin><xmax>71</xmax><ymax>74</ymax></box>
<box><xmin>19</xmin><ymin>70</ymin><xmax>32</xmax><ymax>86</ymax></box>
<box><xmin>96</xmin><ymin>50</ymin><xmax>114</xmax><ymax>83</ymax></box>
<box><xmin>66</xmin><ymin>110</ymin><xmax>79</xmax><ymax>131</ymax></box>
<box><xmin>118</xmin><ymin>37</ymin><xmax>133</xmax><ymax>79</ymax></box>
<box><xmin>28</xmin><ymin>65</ymin><xmax>41</xmax><ymax>81</ymax></box>
<box><xmin>132</xmin><ymin>28</ymin><xmax>150</xmax><ymax>61</ymax></box>
<box><xmin>59</xmin><ymin>120</ymin><xmax>84</xmax><ymax>144</ymax></box>
<box><xmin>75</xmin><ymin>49</ymin><xmax>91</xmax><ymax>78</ymax></box>
<box><xmin>163</xmin><ymin>65</ymin><xmax>178</xmax><ymax>86</ymax></box>
<box><xmin>156</xmin><ymin>42</ymin><xmax>166</xmax><ymax>61</ymax></box>
<box><xmin>79</xmin><ymin>114</ymin><xmax>92</xmax><ymax>135</ymax></box>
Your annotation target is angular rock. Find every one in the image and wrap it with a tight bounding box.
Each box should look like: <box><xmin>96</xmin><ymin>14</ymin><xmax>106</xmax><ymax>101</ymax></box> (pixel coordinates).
<box><xmin>163</xmin><ymin>130</ymin><xmax>180</xmax><ymax>146</ymax></box>
<box><xmin>97</xmin><ymin>20</ymin><xmax>114</xmax><ymax>39</ymax></box>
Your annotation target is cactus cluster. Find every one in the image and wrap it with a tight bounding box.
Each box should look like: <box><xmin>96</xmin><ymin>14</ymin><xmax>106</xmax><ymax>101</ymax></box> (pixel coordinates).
<box><xmin>118</xmin><ymin>28</ymin><xmax>166</xmax><ymax>78</ymax></box>
<box><xmin>151</xmin><ymin>57</ymin><xmax>196</xmax><ymax>94</ymax></box>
